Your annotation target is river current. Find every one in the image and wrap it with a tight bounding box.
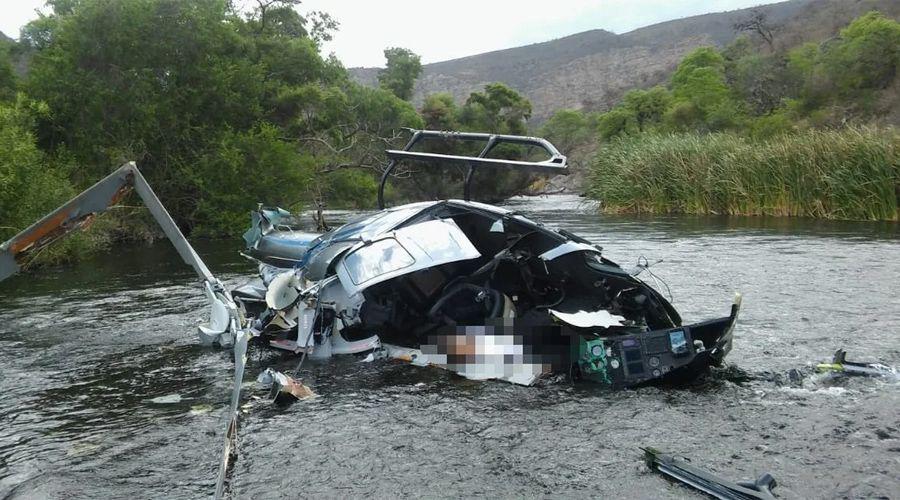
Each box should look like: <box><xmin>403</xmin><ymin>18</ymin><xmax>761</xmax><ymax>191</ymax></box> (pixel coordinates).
<box><xmin>1</xmin><ymin>195</ymin><xmax>898</xmax><ymax>498</ymax></box>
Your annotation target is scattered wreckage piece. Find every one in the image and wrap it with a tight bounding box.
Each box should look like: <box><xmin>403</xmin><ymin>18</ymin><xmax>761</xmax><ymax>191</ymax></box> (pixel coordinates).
<box><xmin>816</xmin><ymin>349</ymin><xmax>898</xmax><ymax>380</ymax></box>
<box><xmin>257</xmin><ymin>368</ymin><xmax>316</xmax><ymax>403</ymax></box>
<box><xmin>643</xmin><ymin>448</ymin><xmax>778</xmax><ymax>500</ymax></box>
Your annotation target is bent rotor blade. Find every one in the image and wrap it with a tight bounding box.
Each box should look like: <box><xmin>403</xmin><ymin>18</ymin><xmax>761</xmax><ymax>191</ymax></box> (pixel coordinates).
<box><xmin>1</xmin><ymin>163</ymin><xmax>134</xmax><ymax>282</ymax></box>
<box><xmin>0</xmin><ymin>161</ymin><xmax>214</xmax><ymax>284</ymax></box>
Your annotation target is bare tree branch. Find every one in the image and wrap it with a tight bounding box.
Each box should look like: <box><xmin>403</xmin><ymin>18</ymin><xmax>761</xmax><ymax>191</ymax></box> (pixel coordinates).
<box><xmin>733</xmin><ymin>8</ymin><xmax>776</xmax><ymax>50</ymax></box>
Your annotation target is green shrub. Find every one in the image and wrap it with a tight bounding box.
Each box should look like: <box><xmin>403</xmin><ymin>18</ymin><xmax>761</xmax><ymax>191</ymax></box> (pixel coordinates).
<box><xmin>0</xmin><ymin>97</ymin><xmax>109</xmax><ymax>266</ymax></box>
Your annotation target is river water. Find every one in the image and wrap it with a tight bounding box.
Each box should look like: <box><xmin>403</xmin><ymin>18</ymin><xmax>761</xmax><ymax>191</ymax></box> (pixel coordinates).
<box><xmin>1</xmin><ymin>195</ymin><xmax>898</xmax><ymax>499</ymax></box>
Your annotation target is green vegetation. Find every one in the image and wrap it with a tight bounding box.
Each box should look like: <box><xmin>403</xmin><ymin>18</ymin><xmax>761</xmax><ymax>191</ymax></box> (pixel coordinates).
<box><xmin>378</xmin><ymin>47</ymin><xmax>422</xmax><ymax>101</ymax></box>
<box><xmin>0</xmin><ymin>96</ymin><xmax>113</xmax><ymax>265</ymax></box>
<box><xmin>20</xmin><ymin>0</ymin><xmax>422</xmax><ymax>236</ymax></box>
<box><xmin>541</xmin><ymin>11</ymin><xmax>900</xmax><ymax>220</ymax></box>
<box><xmin>589</xmin><ymin>128</ymin><xmax>898</xmax><ymax>220</ymax></box>
<box><xmin>0</xmin><ymin>0</ymin><xmax>428</xmax><ymax>266</ymax></box>
<box><xmin>0</xmin><ymin>0</ymin><xmax>541</xmax><ymax>267</ymax></box>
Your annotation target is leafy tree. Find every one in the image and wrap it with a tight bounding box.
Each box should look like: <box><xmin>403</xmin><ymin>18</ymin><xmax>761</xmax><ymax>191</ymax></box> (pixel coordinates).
<box><xmin>668</xmin><ymin>47</ymin><xmax>740</xmax><ymax>130</ymax></box>
<box><xmin>22</xmin><ymin>0</ymin><xmax>417</xmax><ymax>234</ymax></box>
<box><xmin>377</xmin><ymin>47</ymin><xmax>422</xmax><ymax>101</ymax></box>
<box><xmin>420</xmin><ymin>93</ymin><xmax>459</xmax><ymax>130</ymax></box>
<box><xmin>722</xmin><ymin>36</ymin><xmax>792</xmax><ymax>116</ymax></box>
<box><xmin>191</xmin><ymin>124</ymin><xmax>315</xmax><ymax>235</ymax></box>
<box><xmin>0</xmin><ymin>44</ymin><xmax>16</xmax><ymax>101</ymax></box>
<box><xmin>671</xmin><ymin>47</ymin><xmax>726</xmax><ymax>88</ymax></box>
<box><xmin>460</xmin><ymin>83</ymin><xmax>534</xmax><ymax>199</ymax></box>
<box><xmin>244</xmin><ymin>1</ymin><xmax>337</xmax><ymax>44</ymax></box>
<box><xmin>622</xmin><ymin>86</ymin><xmax>671</xmax><ymax>131</ymax></box>
<box><xmin>824</xmin><ymin>11</ymin><xmax>900</xmax><ymax>94</ymax></box>
<box><xmin>0</xmin><ymin>97</ymin><xmax>75</xmax><ymax>242</ymax></box>
<box><xmin>461</xmin><ymin>82</ymin><xmax>531</xmax><ymax>134</ymax></box>
<box><xmin>393</xmin><ymin>83</ymin><xmax>536</xmax><ymax>203</ymax></box>
<box><xmin>597</xmin><ymin>107</ymin><xmax>638</xmax><ymax>140</ymax></box>
<box><xmin>26</xmin><ymin>0</ymin><xmax>268</xmax><ymax>193</ymax></box>
<box><xmin>289</xmin><ymin>83</ymin><xmax>423</xmax><ymax>209</ymax></box>
<box><xmin>539</xmin><ymin>109</ymin><xmax>591</xmax><ymax>153</ymax></box>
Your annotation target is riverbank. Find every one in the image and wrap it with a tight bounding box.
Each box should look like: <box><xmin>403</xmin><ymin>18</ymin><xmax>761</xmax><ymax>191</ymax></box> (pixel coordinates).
<box><xmin>586</xmin><ymin>127</ymin><xmax>899</xmax><ymax>221</ymax></box>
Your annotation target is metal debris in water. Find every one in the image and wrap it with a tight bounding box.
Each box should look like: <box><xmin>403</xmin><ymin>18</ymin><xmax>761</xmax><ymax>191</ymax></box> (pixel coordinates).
<box><xmin>643</xmin><ymin>447</ymin><xmax>778</xmax><ymax>499</ymax></box>
<box><xmin>816</xmin><ymin>349</ymin><xmax>898</xmax><ymax>380</ymax></box>
<box><xmin>257</xmin><ymin>368</ymin><xmax>316</xmax><ymax>403</ymax></box>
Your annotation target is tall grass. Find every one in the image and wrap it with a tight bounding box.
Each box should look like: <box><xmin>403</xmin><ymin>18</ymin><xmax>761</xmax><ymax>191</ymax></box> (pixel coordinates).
<box><xmin>587</xmin><ymin>127</ymin><xmax>899</xmax><ymax>220</ymax></box>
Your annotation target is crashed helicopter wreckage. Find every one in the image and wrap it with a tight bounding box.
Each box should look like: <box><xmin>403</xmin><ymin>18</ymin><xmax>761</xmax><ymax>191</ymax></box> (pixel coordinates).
<box><xmin>235</xmin><ymin>130</ymin><xmax>742</xmax><ymax>387</ymax></box>
<box><xmin>0</xmin><ymin>129</ymin><xmax>741</xmax><ymax>389</ymax></box>
<box><xmin>0</xmin><ymin>129</ymin><xmax>742</xmax><ymax>497</ymax></box>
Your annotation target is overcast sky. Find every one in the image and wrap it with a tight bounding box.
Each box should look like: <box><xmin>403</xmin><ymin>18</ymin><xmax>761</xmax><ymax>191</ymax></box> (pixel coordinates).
<box><xmin>2</xmin><ymin>0</ymin><xmax>782</xmax><ymax>67</ymax></box>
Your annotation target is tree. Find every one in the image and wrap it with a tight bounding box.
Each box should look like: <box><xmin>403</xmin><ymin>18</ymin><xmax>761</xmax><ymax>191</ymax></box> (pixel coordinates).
<box><xmin>597</xmin><ymin>108</ymin><xmax>637</xmax><ymax>140</ymax></box>
<box><xmin>26</xmin><ymin>0</ymin><xmax>270</xmax><ymax>187</ymax></box>
<box><xmin>0</xmin><ymin>43</ymin><xmax>16</xmax><ymax>101</ymax></box>
<box><xmin>190</xmin><ymin>124</ymin><xmax>316</xmax><ymax>235</ymax></box>
<box><xmin>461</xmin><ymin>82</ymin><xmax>531</xmax><ymax>134</ymax></box>
<box><xmin>377</xmin><ymin>47</ymin><xmax>422</xmax><ymax>101</ymax></box>
<box><xmin>0</xmin><ymin>97</ymin><xmax>75</xmax><ymax>243</ymax></box>
<box><xmin>286</xmin><ymin>82</ymin><xmax>423</xmax><ymax>211</ymax></box>
<box><xmin>826</xmin><ymin>11</ymin><xmax>900</xmax><ymax>93</ymax></box>
<box><xmin>722</xmin><ymin>36</ymin><xmax>794</xmax><ymax>116</ymax></box>
<box><xmin>539</xmin><ymin>109</ymin><xmax>590</xmax><ymax>153</ymax></box>
<box><xmin>668</xmin><ymin>47</ymin><xmax>740</xmax><ymax>131</ymax></box>
<box><xmin>22</xmin><ymin>0</ymin><xmax>417</xmax><ymax>234</ymax></box>
<box><xmin>733</xmin><ymin>8</ymin><xmax>776</xmax><ymax>51</ymax></box>
<box><xmin>622</xmin><ymin>86</ymin><xmax>671</xmax><ymax>131</ymax></box>
<box><xmin>460</xmin><ymin>83</ymin><xmax>534</xmax><ymax>200</ymax></box>
<box><xmin>783</xmin><ymin>12</ymin><xmax>900</xmax><ymax>117</ymax></box>
<box><xmin>671</xmin><ymin>47</ymin><xmax>726</xmax><ymax>89</ymax></box>
<box><xmin>420</xmin><ymin>92</ymin><xmax>459</xmax><ymax>130</ymax></box>
<box><xmin>245</xmin><ymin>0</ymin><xmax>338</xmax><ymax>44</ymax></box>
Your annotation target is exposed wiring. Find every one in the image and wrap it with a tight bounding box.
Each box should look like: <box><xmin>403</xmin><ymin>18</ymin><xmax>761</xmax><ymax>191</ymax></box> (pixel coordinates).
<box><xmin>633</xmin><ymin>255</ymin><xmax>674</xmax><ymax>303</ymax></box>
<box><xmin>644</xmin><ymin>266</ymin><xmax>674</xmax><ymax>303</ymax></box>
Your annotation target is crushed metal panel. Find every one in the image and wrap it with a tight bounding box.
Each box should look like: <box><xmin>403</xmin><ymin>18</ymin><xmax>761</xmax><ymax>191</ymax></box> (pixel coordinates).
<box><xmin>304</xmin><ymin>240</ymin><xmax>355</xmax><ymax>281</ymax></box>
<box><xmin>336</xmin><ymin>218</ymin><xmax>481</xmax><ymax>295</ymax></box>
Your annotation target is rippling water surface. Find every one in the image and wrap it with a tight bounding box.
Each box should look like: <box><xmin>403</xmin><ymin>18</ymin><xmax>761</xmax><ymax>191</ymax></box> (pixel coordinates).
<box><xmin>1</xmin><ymin>195</ymin><xmax>898</xmax><ymax>499</ymax></box>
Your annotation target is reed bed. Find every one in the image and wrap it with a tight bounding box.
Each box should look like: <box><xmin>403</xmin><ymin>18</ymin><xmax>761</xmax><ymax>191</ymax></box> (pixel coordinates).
<box><xmin>588</xmin><ymin>127</ymin><xmax>899</xmax><ymax>220</ymax></box>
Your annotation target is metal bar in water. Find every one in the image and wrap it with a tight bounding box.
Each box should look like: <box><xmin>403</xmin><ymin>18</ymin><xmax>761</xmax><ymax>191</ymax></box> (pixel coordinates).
<box><xmin>215</xmin><ymin>330</ymin><xmax>249</xmax><ymax>499</ymax></box>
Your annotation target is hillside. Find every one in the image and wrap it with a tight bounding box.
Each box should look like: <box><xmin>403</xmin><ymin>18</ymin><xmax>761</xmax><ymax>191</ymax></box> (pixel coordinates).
<box><xmin>350</xmin><ymin>0</ymin><xmax>900</xmax><ymax>122</ymax></box>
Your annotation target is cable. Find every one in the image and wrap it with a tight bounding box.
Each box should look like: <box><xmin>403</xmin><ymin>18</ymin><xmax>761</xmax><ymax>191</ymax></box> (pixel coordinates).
<box><xmin>632</xmin><ymin>255</ymin><xmax>673</xmax><ymax>303</ymax></box>
<box><xmin>644</xmin><ymin>267</ymin><xmax>674</xmax><ymax>303</ymax></box>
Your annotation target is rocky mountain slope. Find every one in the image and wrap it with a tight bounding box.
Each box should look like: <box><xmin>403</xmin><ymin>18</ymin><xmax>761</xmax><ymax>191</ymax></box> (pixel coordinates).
<box><xmin>351</xmin><ymin>0</ymin><xmax>900</xmax><ymax>122</ymax></box>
